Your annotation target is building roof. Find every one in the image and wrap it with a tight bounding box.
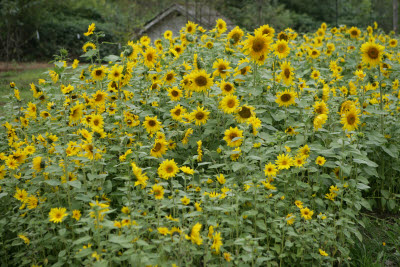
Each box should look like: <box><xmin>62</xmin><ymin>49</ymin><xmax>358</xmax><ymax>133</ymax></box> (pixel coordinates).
<box><xmin>138</xmin><ymin>3</ymin><xmax>233</xmax><ymax>37</ymax></box>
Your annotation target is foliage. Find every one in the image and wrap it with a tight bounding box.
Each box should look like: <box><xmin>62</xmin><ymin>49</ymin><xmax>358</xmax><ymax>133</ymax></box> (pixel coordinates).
<box><xmin>0</xmin><ymin>19</ymin><xmax>400</xmax><ymax>266</ymax></box>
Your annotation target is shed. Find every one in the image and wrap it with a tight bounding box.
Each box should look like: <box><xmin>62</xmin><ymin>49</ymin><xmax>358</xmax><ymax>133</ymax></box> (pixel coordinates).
<box><xmin>137</xmin><ymin>3</ymin><xmax>234</xmax><ymax>41</ymax></box>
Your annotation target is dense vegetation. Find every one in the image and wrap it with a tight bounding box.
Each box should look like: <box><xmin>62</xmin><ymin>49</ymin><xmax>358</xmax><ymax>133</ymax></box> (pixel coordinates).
<box><xmin>0</xmin><ymin>0</ymin><xmax>398</xmax><ymax>61</ymax></box>
<box><xmin>0</xmin><ymin>18</ymin><xmax>399</xmax><ymax>265</ymax></box>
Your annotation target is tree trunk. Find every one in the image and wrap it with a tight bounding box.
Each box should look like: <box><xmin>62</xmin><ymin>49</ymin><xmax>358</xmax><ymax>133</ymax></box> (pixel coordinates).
<box><xmin>394</xmin><ymin>0</ymin><xmax>399</xmax><ymax>33</ymax></box>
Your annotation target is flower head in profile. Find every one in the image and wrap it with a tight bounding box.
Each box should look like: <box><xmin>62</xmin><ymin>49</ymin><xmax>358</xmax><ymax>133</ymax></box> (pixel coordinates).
<box><xmin>84</xmin><ymin>23</ymin><xmax>95</xmax><ymax>36</ymax></box>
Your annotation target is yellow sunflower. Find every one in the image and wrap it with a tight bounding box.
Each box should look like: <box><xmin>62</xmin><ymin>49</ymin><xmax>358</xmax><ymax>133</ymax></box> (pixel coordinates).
<box><xmin>82</xmin><ymin>42</ymin><xmax>96</xmax><ymax>52</ymax></box>
<box><xmin>215</xmin><ymin>18</ymin><xmax>227</xmax><ymax>34</ymax></box>
<box><xmin>275</xmin><ymin>89</ymin><xmax>297</xmax><ymax>107</ymax></box>
<box><xmin>91</xmin><ymin>66</ymin><xmax>107</xmax><ymax>81</ymax></box>
<box><xmin>360</xmin><ymin>42</ymin><xmax>385</xmax><ymax>67</ymax></box>
<box><xmin>220</xmin><ymin>80</ymin><xmax>235</xmax><ymax>95</ymax></box>
<box><xmin>280</xmin><ymin>61</ymin><xmax>294</xmax><ymax>86</ymax></box>
<box><xmin>190</xmin><ymin>106</ymin><xmax>210</xmax><ymax>126</ymax></box>
<box><xmin>313</xmin><ymin>100</ymin><xmax>329</xmax><ymax>115</ymax></box>
<box><xmin>142</xmin><ymin>47</ymin><xmax>158</xmax><ymax>68</ymax></box>
<box><xmin>223</xmin><ymin>127</ymin><xmax>243</xmax><ymax>147</ymax></box>
<box><xmin>244</xmin><ymin>31</ymin><xmax>272</xmax><ymax>60</ymax></box>
<box><xmin>219</xmin><ymin>95</ymin><xmax>239</xmax><ymax>114</ymax></box>
<box><xmin>170</xmin><ymin>104</ymin><xmax>186</xmax><ymax>121</ymax></box>
<box><xmin>186</xmin><ymin>21</ymin><xmax>197</xmax><ymax>34</ymax></box>
<box><xmin>158</xmin><ymin>159</ymin><xmax>179</xmax><ymax>180</ymax></box>
<box><xmin>167</xmin><ymin>87</ymin><xmax>182</xmax><ymax>101</ymax></box>
<box><xmin>264</xmin><ymin>162</ymin><xmax>278</xmax><ymax>178</ymax></box>
<box><xmin>313</xmin><ymin>114</ymin><xmax>328</xmax><ymax>130</ymax></box>
<box><xmin>227</xmin><ymin>26</ymin><xmax>244</xmax><ymax>45</ymax></box>
<box><xmin>235</xmin><ymin>105</ymin><xmax>255</xmax><ymax>123</ymax></box>
<box><xmin>348</xmin><ymin>27</ymin><xmax>361</xmax><ymax>38</ymax></box>
<box><xmin>49</xmin><ymin>207</ymin><xmax>68</xmax><ymax>223</ymax></box>
<box><xmin>275</xmin><ymin>153</ymin><xmax>293</xmax><ymax>170</ymax></box>
<box><xmin>163</xmin><ymin>70</ymin><xmax>176</xmax><ymax>85</ymax></box>
<box><xmin>92</xmin><ymin>90</ymin><xmax>108</xmax><ymax>106</ymax></box>
<box><xmin>143</xmin><ymin>116</ymin><xmax>162</xmax><ymax>134</ymax></box>
<box><xmin>212</xmin><ymin>59</ymin><xmax>231</xmax><ymax>79</ymax></box>
<box><xmin>108</xmin><ymin>64</ymin><xmax>124</xmax><ymax>82</ymax></box>
<box><xmin>341</xmin><ymin>106</ymin><xmax>360</xmax><ymax>131</ymax></box>
<box><xmin>150</xmin><ymin>139</ymin><xmax>168</xmax><ymax>158</ymax></box>
<box><xmin>273</xmin><ymin>39</ymin><xmax>290</xmax><ymax>59</ymax></box>
<box><xmin>32</xmin><ymin>156</ymin><xmax>44</xmax><ymax>172</ymax></box>
<box><xmin>256</xmin><ymin>24</ymin><xmax>275</xmax><ymax>38</ymax></box>
<box><xmin>189</xmin><ymin>69</ymin><xmax>214</xmax><ymax>92</ymax></box>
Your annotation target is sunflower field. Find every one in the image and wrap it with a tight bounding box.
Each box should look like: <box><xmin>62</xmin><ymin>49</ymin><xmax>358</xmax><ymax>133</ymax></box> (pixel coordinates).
<box><xmin>1</xmin><ymin>19</ymin><xmax>400</xmax><ymax>266</ymax></box>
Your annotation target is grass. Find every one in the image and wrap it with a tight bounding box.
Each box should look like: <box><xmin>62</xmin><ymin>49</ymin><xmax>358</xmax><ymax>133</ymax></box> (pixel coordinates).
<box><xmin>0</xmin><ymin>63</ymin><xmax>50</xmax><ymax>115</ymax></box>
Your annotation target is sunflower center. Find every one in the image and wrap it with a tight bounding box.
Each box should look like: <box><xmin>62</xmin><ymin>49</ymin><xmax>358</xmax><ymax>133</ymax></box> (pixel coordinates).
<box><xmin>148</xmin><ymin>120</ymin><xmax>156</xmax><ymax>127</ymax></box>
<box><xmin>224</xmin><ymin>84</ymin><xmax>233</xmax><ymax>92</ymax></box>
<box><xmin>262</xmin><ymin>29</ymin><xmax>270</xmax><ymax>35</ymax></box>
<box><xmin>171</xmin><ymin>90</ymin><xmax>179</xmax><ymax>97</ymax></box>
<box><xmin>187</xmin><ymin>26</ymin><xmax>193</xmax><ymax>32</ymax></box>
<box><xmin>252</xmin><ymin>38</ymin><xmax>265</xmax><ymax>53</ymax></box>
<box><xmin>93</xmin><ymin>119</ymin><xmax>100</xmax><ymax>126</ymax></box>
<box><xmin>174</xmin><ymin>109</ymin><xmax>181</xmax><ymax>116</ymax></box>
<box><xmin>127</xmin><ymin>119</ymin><xmax>132</xmax><ymax>124</ymax></box>
<box><xmin>95</xmin><ymin>94</ymin><xmax>103</xmax><ymax>102</ymax></box>
<box><xmin>218</xmin><ymin>65</ymin><xmax>227</xmax><ymax>73</ymax></box>
<box><xmin>351</xmin><ymin>30</ymin><xmax>357</xmax><ymax>36</ymax></box>
<box><xmin>281</xmin><ymin>93</ymin><xmax>291</xmax><ymax>102</ymax></box>
<box><xmin>166</xmin><ymin>166</ymin><xmax>173</xmax><ymax>173</ymax></box>
<box><xmin>166</xmin><ymin>74</ymin><xmax>174</xmax><ymax>81</ymax></box>
<box><xmin>281</xmin><ymin>160</ymin><xmax>288</xmax><ymax>165</ymax></box>
<box><xmin>95</xmin><ymin>70</ymin><xmax>103</xmax><ymax>76</ymax></box>
<box><xmin>195</xmin><ymin>75</ymin><xmax>207</xmax><ymax>87</ymax></box>
<box><xmin>232</xmin><ymin>33</ymin><xmax>240</xmax><ymax>42</ymax></box>
<box><xmin>312</xmin><ymin>50</ymin><xmax>317</xmax><ymax>56</ymax></box>
<box><xmin>229</xmin><ymin>133</ymin><xmax>237</xmax><ymax>140</ymax></box>
<box><xmin>284</xmin><ymin>68</ymin><xmax>290</xmax><ymax>78</ymax></box>
<box><xmin>240</xmin><ymin>68</ymin><xmax>247</xmax><ymax>75</ymax></box>
<box><xmin>278</xmin><ymin>44</ymin><xmax>286</xmax><ymax>53</ymax></box>
<box><xmin>195</xmin><ymin>111</ymin><xmax>205</xmax><ymax>120</ymax></box>
<box><xmin>175</xmin><ymin>47</ymin><xmax>181</xmax><ymax>53</ymax></box>
<box><xmin>347</xmin><ymin>114</ymin><xmax>356</xmax><ymax>124</ymax></box>
<box><xmin>368</xmin><ymin>47</ymin><xmax>379</xmax><ymax>59</ymax></box>
<box><xmin>279</xmin><ymin>33</ymin><xmax>288</xmax><ymax>41</ymax></box>
<box><xmin>147</xmin><ymin>53</ymin><xmax>153</xmax><ymax>61</ymax></box>
<box><xmin>153</xmin><ymin>143</ymin><xmax>162</xmax><ymax>152</ymax></box>
<box><xmin>55</xmin><ymin>213</ymin><xmax>62</xmax><ymax>219</ymax></box>
<box><xmin>227</xmin><ymin>99</ymin><xmax>236</xmax><ymax>108</ymax></box>
<box><xmin>238</xmin><ymin>106</ymin><xmax>251</xmax><ymax>119</ymax></box>
<box><xmin>113</xmin><ymin>71</ymin><xmax>120</xmax><ymax>77</ymax></box>
<box><xmin>218</xmin><ymin>23</ymin><xmax>223</xmax><ymax>29</ymax></box>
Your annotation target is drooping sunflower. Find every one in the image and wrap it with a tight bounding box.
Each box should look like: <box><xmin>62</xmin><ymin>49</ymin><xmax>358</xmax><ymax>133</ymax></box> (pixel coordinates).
<box><xmin>227</xmin><ymin>26</ymin><xmax>244</xmax><ymax>45</ymax></box>
<box><xmin>91</xmin><ymin>66</ymin><xmax>107</xmax><ymax>81</ymax></box>
<box><xmin>313</xmin><ymin>114</ymin><xmax>328</xmax><ymax>130</ymax></box>
<box><xmin>158</xmin><ymin>159</ymin><xmax>179</xmax><ymax>180</ymax></box>
<box><xmin>275</xmin><ymin>89</ymin><xmax>297</xmax><ymax>107</ymax></box>
<box><xmin>235</xmin><ymin>105</ymin><xmax>255</xmax><ymax>123</ymax></box>
<box><xmin>142</xmin><ymin>47</ymin><xmax>158</xmax><ymax>68</ymax></box>
<box><xmin>223</xmin><ymin>127</ymin><xmax>243</xmax><ymax>147</ymax></box>
<box><xmin>189</xmin><ymin>69</ymin><xmax>213</xmax><ymax>92</ymax></box>
<box><xmin>150</xmin><ymin>139</ymin><xmax>168</xmax><ymax>158</ymax></box>
<box><xmin>244</xmin><ymin>31</ymin><xmax>272</xmax><ymax>60</ymax></box>
<box><xmin>49</xmin><ymin>207</ymin><xmax>68</xmax><ymax>223</ymax></box>
<box><xmin>275</xmin><ymin>153</ymin><xmax>293</xmax><ymax>170</ymax></box>
<box><xmin>82</xmin><ymin>42</ymin><xmax>96</xmax><ymax>52</ymax></box>
<box><xmin>170</xmin><ymin>104</ymin><xmax>186</xmax><ymax>121</ymax></box>
<box><xmin>360</xmin><ymin>42</ymin><xmax>385</xmax><ymax>67</ymax></box>
<box><xmin>212</xmin><ymin>59</ymin><xmax>231</xmax><ymax>79</ymax></box>
<box><xmin>273</xmin><ymin>39</ymin><xmax>290</xmax><ymax>59</ymax></box>
<box><xmin>143</xmin><ymin>116</ymin><xmax>162</xmax><ymax>134</ymax></box>
<box><xmin>219</xmin><ymin>95</ymin><xmax>239</xmax><ymax>114</ymax></box>
<box><xmin>32</xmin><ymin>156</ymin><xmax>44</xmax><ymax>172</ymax></box>
<box><xmin>280</xmin><ymin>61</ymin><xmax>294</xmax><ymax>86</ymax></box>
<box><xmin>190</xmin><ymin>106</ymin><xmax>210</xmax><ymax>126</ymax></box>
<box><xmin>84</xmin><ymin>23</ymin><xmax>95</xmax><ymax>36</ymax></box>
<box><xmin>341</xmin><ymin>106</ymin><xmax>360</xmax><ymax>131</ymax></box>
<box><xmin>69</xmin><ymin>102</ymin><xmax>84</xmax><ymax>123</ymax></box>
<box><xmin>167</xmin><ymin>87</ymin><xmax>182</xmax><ymax>101</ymax></box>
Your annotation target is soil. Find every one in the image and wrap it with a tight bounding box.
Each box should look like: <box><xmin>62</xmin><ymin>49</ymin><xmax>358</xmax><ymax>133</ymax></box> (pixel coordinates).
<box><xmin>0</xmin><ymin>62</ymin><xmax>51</xmax><ymax>72</ymax></box>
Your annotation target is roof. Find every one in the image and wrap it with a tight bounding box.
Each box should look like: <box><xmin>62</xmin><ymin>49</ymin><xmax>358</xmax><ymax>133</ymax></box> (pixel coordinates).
<box><xmin>138</xmin><ymin>3</ymin><xmax>233</xmax><ymax>36</ymax></box>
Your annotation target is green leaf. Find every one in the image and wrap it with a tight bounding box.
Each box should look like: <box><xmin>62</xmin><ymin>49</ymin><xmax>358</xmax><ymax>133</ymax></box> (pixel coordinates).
<box><xmin>353</xmin><ymin>158</ymin><xmax>378</xmax><ymax>167</ymax></box>
<box><xmin>68</xmin><ymin>180</ymin><xmax>81</xmax><ymax>189</ymax></box>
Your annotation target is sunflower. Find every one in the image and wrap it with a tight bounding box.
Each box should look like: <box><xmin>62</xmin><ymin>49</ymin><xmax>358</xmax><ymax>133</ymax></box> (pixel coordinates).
<box><xmin>273</xmin><ymin>39</ymin><xmax>290</xmax><ymax>59</ymax></box>
<box><xmin>32</xmin><ymin>156</ymin><xmax>44</xmax><ymax>172</ymax></box>
<box><xmin>220</xmin><ymin>80</ymin><xmax>235</xmax><ymax>95</ymax></box>
<box><xmin>341</xmin><ymin>106</ymin><xmax>360</xmax><ymax>131</ymax></box>
<box><xmin>167</xmin><ymin>86</ymin><xmax>182</xmax><ymax>101</ymax></box>
<box><xmin>235</xmin><ymin>105</ymin><xmax>255</xmax><ymax>123</ymax></box>
<box><xmin>244</xmin><ymin>31</ymin><xmax>272</xmax><ymax>60</ymax></box>
<box><xmin>69</xmin><ymin>102</ymin><xmax>84</xmax><ymax>122</ymax></box>
<box><xmin>170</xmin><ymin>104</ymin><xmax>186</xmax><ymax>121</ymax></box>
<box><xmin>277</xmin><ymin>31</ymin><xmax>288</xmax><ymax>41</ymax></box>
<box><xmin>189</xmin><ymin>69</ymin><xmax>213</xmax><ymax>92</ymax></box>
<box><xmin>142</xmin><ymin>47</ymin><xmax>158</xmax><ymax>68</ymax></box>
<box><xmin>360</xmin><ymin>42</ymin><xmax>385</xmax><ymax>67</ymax></box>
<box><xmin>275</xmin><ymin>153</ymin><xmax>293</xmax><ymax>170</ymax></box>
<box><xmin>227</xmin><ymin>26</ymin><xmax>244</xmax><ymax>45</ymax></box>
<box><xmin>108</xmin><ymin>64</ymin><xmax>124</xmax><ymax>82</ymax></box>
<box><xmin>91</xmin><ymin>66</ymin><xmax>107</xmax><ymax>81</ymax></box>
<box><xmin>298</xmin><ymin>145</ymin><xmax>310</xmax><ymax>158</ymax></box>
<box><xmin>309</xmin><ymin>48</ymin><xmax>320</xmax><ymax>59</ymax></box>
<box><xmin>27</xmin><ymin>102</ymin><xmax>37</xmax><ymax>118</ymax></box>
<box><xmin>223</xmin><ymin>127</ymin><xmax>243</xmax><ymax>147</ymax></box>
<box><xmin>186</xmin><ymin>21</ymin><xmax>197</xmax><ymax>34</ymax></box>
<box><xmin>230</xmin><ymin>147</ymin><xmax>241</xmax><ymax>161</ymax></box>
<box><xmin>91</xmin><ymin>90</ymin><xmax>108</xmax><ymax>106</ymax></box>
<box><xmin>158</xmin><ymin>159</ymin><xmax>179</xmax><ymax>180</ymax></box>
<box><xmin>313</xmin><ymin>114</ymin><xmax>328</xmax><ymax>130</ymax></box>
<box><xmin>348</xmin><ymin>27</ymin><xmax>361</xmax><ymax>38</ymax></box>
<box><xmin>310</xmin><ymin>70</ymin><xmax>320</xmax><ymax>80</ymax></box>
<box><xmin>300</xmin><ymin>207</ymin><xmax>313</xmax><ymax>220</ymax></box>
<box><xmin>315</xmin><ymin>156</ymin><xmax>326</xmax><ymax>166</ymax></box>
<box><xmin>216</xmin><ymin>18</ymin><xmax>227</xmax><ymax>34</ymax></box>
<box><xmin>143</xmin><ymin>116</ymin><xmax>162</xmax><ymax>134</ymax></box>
<box><xmin>84</xmin><ymin>23</ymin><xmax>95</xmax><ymax>36</ymax></box>
<box><xmin>264</xmin><ymin>162</ymin><xmax>278</xmax><ymax>178</ymax></box>
<box><xmin>190</xmin><ymin>106</ymin><xmax>210</xmax><ymax>126</ymax></box>
<box><xmin>313</xmin><ymin>100</ymin><xmax>329</xmax><ymax>115</ymax></box>
<box><xmin>164</xmin><ymin>30</ymin><xmax>173</xmax><ymax>40</ymax></box>
<box><xmin>280</xmin><ymin>61</ymin><xmax>294</xmax><ymax>86</ymax></box>
<box><xmin>90</xmin><ymin>114</ymin><xmax>104</xmax><ymax>131</ymax></box>
<box><xmin>212</xmin><ymin>59</ymin><xmax>231</xmax><ymax>79</ymax></box>
<box><xmin>275</xmin><ymin>89</ymin><xmax>297</xmax><ymax>107</ymax></box>
<box><xmin>49</xmin><ymin>207</ymin><xmax>68</xmax><ymax>223</ymax></box>
<box><xmin>256</xmin><ymin>24</ymin><xmax>275</xmax><ymax>38</ymax></box>
<box><xmin>389</xmin><ymin>39</ymin><xmax>398</xmax><ymax>48</ymax></box>
<box><xmin>219</xmin><ymin>95</ymin><xmax>239</xmax><ymax>114</ymax></box>
<box><xmin>293</xmin><ymin>155</ymin><xmax>306</xmax><ymax>168</ymax></box>
<box><xmin>150</xmin><ymin>139</ymin><xmax>168</xmax><ymax>158</ymax></box>
<box><xmin>173</xmin><ymin>44</ymin><xmax>184</xmax><ymax>55</ymax></box>
<box><xmin>163</xmin><ymin>70</ymin><xmax>176</xmax><ymax>85</ymax></box>
<box><xmin>151</xmin><ymin>184</ymin><xmax>164</xmax><ymax>200</ymax></box>
<box><xmin>82</xmin><ymin>42</ymin><xmax>96</xmax><ymax>52</ymax></box>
